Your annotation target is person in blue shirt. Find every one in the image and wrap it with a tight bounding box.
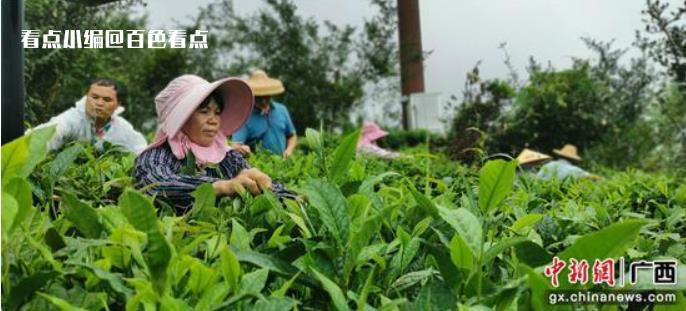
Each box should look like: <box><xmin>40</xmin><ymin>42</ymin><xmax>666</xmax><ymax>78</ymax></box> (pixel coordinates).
<box><xmin>232</xmin><ymin>70</ymin><xmax>298</xmax><ymax>158</ymax></box>
<box><xmin>537</xmin><ymin>144</ymin><xmax>600</xmax><ymax>181</ymax></box>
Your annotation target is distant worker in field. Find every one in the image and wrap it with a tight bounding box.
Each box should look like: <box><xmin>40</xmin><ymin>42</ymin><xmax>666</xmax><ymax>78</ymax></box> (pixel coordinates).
<box><xmin>357</xmin><ymin>122</ymin><xmax>401</xmax><ymax>159</ymax></box>
<box><xmin>516</xmin><ymin>148</ymin><xmax>552</xmax><ymax>172</ymax></box>
<box><xmin>537</xmin><ymin>144</ymin><xmax>598</xmax><ymax>180</ymax></box>
<box><xmin>232</xmin><ymin>70</ymin><xmax>298</xmax><ymax>158</ymax></box>
<box><xmin>31</xmin><ymin>78</ymin><xmax>147</xmax><ymax>154</ymax></box>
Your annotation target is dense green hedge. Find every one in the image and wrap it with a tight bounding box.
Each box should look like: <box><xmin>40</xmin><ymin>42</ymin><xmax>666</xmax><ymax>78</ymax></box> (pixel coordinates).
<box><xmin>2</xmin><ymin>128</ymin><xmax>685</xmax><ymax>310</ymax></box>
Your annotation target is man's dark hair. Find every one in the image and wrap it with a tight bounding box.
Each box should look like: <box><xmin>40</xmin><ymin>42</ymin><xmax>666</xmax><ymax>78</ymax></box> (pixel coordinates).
<box><xmin>198</xmin><ymin>90</ymin><xmax>225</xmax><ymax>112</ymax></box>
<box><xmin>89</xmin><ymin>78</ymin><xmax>124</xmax><ymax>102</ymax></box>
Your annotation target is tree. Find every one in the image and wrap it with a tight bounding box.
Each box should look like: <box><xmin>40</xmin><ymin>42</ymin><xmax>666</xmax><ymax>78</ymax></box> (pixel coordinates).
<box><xmin>636</xmin><ymin>0</ymin><xmax>686</xmax><ymax>87</ymax></box>
<box><xmin>635</xmin><ymin>0</ymin><xmax>686</xmax><ymax>172</ymax></box>
<box><xmin>24</xmin><ymin>0</ymin><xmax>196</xmax><ymax>132</ymax></box>
<box><xmin>576</xmin><ymin>38</ymin><xmax>656</xmax><ymax>168</ymax></box>
<box><xmin>195</xmin><ymin>0</ymin><xmax>399</xmax><ymax>132</ymax></box>
<box><xmin>446</xmin><ymin>64</ymin><xmax>515</xmax><ymax>163</ymax></box>
<box><xmin>495</xmin><ymin>63</ymin><xmax>612</xmax><ymax>154</ymax></box>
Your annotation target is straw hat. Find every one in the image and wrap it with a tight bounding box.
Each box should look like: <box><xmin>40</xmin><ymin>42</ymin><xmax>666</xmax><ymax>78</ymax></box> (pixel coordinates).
<box><xmin>516</xmin><ymin>148</ymin><xmax>552</xmax><ymax>166</ymax></box>
<box><xmin>553</xmin><ymin>144</ymin><xmax>582</xmax><ymax>161</ymax></box>
<box><xmin>246</xmin><ymin>70</ymin><xmax>285</xmax><ymax>96</ymax></box>
<box><xmin>145</xmin><ymin>74</ymin><xmax>254</xmax><ymax>151</ymax></box>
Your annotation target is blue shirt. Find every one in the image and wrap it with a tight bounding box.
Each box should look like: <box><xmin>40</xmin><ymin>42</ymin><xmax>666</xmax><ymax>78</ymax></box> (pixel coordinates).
<box><xmin>232</xmin><ymin>101</ymin><xmax>296</xmax><ymax>154</ymax></box>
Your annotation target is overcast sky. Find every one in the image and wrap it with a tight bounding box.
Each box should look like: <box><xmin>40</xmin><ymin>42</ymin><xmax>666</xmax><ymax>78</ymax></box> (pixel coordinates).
<box><xmin>141</xmin><ymin>0</ymin><xmax>679</xmax><ymax>101</ymax></box>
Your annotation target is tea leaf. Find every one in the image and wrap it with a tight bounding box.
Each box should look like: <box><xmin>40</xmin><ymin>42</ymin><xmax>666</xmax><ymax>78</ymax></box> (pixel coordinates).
<box><xmin>410</xmin><ymin>186</ymin><xmax>440</xmax><ymax>219</ymax></box>
<box><xmin>437</xmin><ymin>206</ymin><xmax>482</xmax><ymax>254</ymax></box>
<box><xmin>119</xmin><ymin>189</ymin><xmax>172</xmax><ymax>294</ymax></box>
<box><xmin>514</xmin><ymin>241</ymin><xmax>553</xmax><ymax>267</ymax></box>
<box><xmin>219</xmin><ymin>244</ymin><xmax>242</xmax><ymax>292</ymax></box>
<box><xmin>62</xmin><ymin>192</ymin><xmax>106</xmax><ymax>239</ymax></box>
<box><xmin>312</xmin><ymin>268</ymin><xmax>349</xmax><ymax>311</ymax></box>
<box><xmin>5</xmin><ymin>177</ymin><xmax>33</xmax><ymax>233</ymax></box>
<box><xmin>558</xmin><ymin>219</ymin><xmax>648</xmax><ymax>262</ymax></box>
<box><xmin>37</xmin><ymin>292</ymin><xmax>88</xmax><ymax>311</ymax></box>
<box><xmin>230</xmin><ymin>219</ymin><xmax>252</xmax><ymax>251</ymax></box>
<box><xmin>272</xmin><ymin>271</ymin><xmax>301</xmax><ymax>298</ymax></box>
<box><xmin>188</xmin><ymin>259</ymin><xmax>219</xmax><ymax>295</ymax></box>
<box><xmin>392</xmin><ymin>268</ymin><xmax>439</xmax><ymax>291</ymax></box>
<box><xmin>303</xmin><ymin>179</ymin><xmax>351</xmax><ymax>248</ymax></box>
<box><xmin>2</xmin><ymin>125</ymin><xmax>55</xmax><ymax>186</ymax></box>
<box><xmin>483</xmin><ymin>237</ymin><xmax>529</xmax><ymax>265</ymax></box>
<box><xmin>415</xmin><ymin>279</ymin><xmax>456</xmax><ymax>311</ymax></box>
<box><xmin>253</xmin><ymin>296</ymin><xmax>299</xmax><ymax>311</ymax></box>
<box><xmin>238</xmin><ymin>268</ymin><xmax>269</xmax><ymax>295</ymax></box>
<box><xmin>328</xmin><ymin>129</ymin><xmax>361</xmax><ymax>184</ymax></box>
<box><xmin>344</xmin><ymin>206</ymin><xmax>388</xmax><ymax>285</ymax></box>
<box><xmin>450</xmin><ymin>234</ymin><xmax>475</xmax><ymax>271</ymax></box>
<box><xmin>188</xmin><ymin>183</ymin><xmax>216</xmax><ymax>219</ymax></box>
<box><xmin>511</xmin><ymin>214</ymin><xmax>544</xmax><ymax>232</ymax></box>
<box><xmin>1</xmin><ymin>192</ymin><xmax>18</xmax><ymax>237</ymax></box>
<box><xmin>195</xmin><ymin>282</ymin><xmax>230</xmax><ymax>311</ymax></box>
<box><xmin>9</xmin><ymin>271</ymin><xmax>59</xmax><ymax>309</ymax></box>
<box><xmin>478</xmin><ymin>159</ymin><xmax>516</xmax><ymax>213</ymax></box>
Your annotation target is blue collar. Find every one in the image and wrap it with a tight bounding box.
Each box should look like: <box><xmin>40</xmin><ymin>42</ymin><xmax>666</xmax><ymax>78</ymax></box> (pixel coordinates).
<box><xmin>254</xmin><ymin>101</ymin><xmax>274</xmax><ymax>116</ymax></box>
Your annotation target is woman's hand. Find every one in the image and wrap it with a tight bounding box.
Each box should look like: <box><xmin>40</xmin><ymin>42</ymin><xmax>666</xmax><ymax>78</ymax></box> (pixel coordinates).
<box><xmin>213</xmin><ymin>174</ymin><xmax>260</xmax><ymax>196</ymax></box>
<box><xmin>233</xmin><ymin>144</ymin><xmax>252</xmax><ymax>157</ymax></box>
<box><xmin>212</xmin><ymin>168</ymin><xmax>273</xmax><ymax>197</ymax></box>
<box><xmin>239</xmin><ymin>168</ymin><xmax>272</xmax><ymax>191</ymax></box>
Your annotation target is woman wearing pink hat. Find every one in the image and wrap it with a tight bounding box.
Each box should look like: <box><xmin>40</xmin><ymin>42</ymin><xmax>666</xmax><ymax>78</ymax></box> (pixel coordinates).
<box><xmin>357</xmin><ymin>122</ymin><xmax>401</xmax><ymax>159</ymax></box>
<box><xmin>134</xmin><ymin>75</ymin><xmax>293</xmax><ymax>211</ymax></box>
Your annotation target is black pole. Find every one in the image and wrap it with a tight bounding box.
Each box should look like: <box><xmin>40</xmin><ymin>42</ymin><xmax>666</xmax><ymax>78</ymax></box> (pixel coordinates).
<box><xmin>2</xmin><ymin>0</ymin><xmax>25</xmax><ymax>144</ymax></box>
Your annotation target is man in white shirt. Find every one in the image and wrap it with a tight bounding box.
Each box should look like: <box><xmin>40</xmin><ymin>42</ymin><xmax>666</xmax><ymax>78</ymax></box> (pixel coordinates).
<box><xmin>32</xmin><ymin>78</ymin><xmax>147</xmax><ymax>154</ymax></box>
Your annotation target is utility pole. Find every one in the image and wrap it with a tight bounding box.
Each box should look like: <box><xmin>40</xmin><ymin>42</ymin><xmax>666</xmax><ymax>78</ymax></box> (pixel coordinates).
<box><xmin>397</xmin><ymin>0</ymin><xmax>425</xmax><ymax>130</ymax></box>
<box><xmin>2</xmin><ymin>0</ymin><xmax>25</xmax><ymax>144</ymax></box>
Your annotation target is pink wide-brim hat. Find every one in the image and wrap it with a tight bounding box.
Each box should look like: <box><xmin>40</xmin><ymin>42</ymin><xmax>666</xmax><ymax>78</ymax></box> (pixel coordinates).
<box><xmin>145</xmin><ymin>74</ymin><xmax>254</xmax><ymax>150</ymax></box>
<box><xmin>361</xmin><ymin>122</ymin><xmax>388</xmax><ymax>142</ymax></box>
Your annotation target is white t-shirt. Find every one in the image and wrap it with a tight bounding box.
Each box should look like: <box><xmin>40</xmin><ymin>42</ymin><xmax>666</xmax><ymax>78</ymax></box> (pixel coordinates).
<box><xmin>537</xmin><ymin>159</ymin><xmax>590</xmax><ymax>180</ymax></box>
<box><xmin>31</xmin><ymin>96</ymin><xmax>148</xmax><ymax>154</ymax></box>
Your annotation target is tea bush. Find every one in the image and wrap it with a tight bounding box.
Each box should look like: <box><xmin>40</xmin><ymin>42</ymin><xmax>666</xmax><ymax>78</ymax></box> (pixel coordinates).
<box><xmin>2</xmin><ymin>127</ymin><xmax>685</xmax><ymax>310</ymax></box>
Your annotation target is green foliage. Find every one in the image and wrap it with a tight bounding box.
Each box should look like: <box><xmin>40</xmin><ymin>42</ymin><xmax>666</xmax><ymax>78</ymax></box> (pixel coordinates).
<box><xmin>23</xmin><ymin>0</ymin><xmax>191</xmax><ymax>131</ymax></box>
<box><xmin>3</xmin><ymin>129</ymin><xmax>685</xmax><ymax>309</ymax></box>
<box><xmin>557</xmin><ymin>220</ymin><xmax>648</xmax><ymax>263</ymax></box>
<box><xmin>303</xmin><ymin>179</ymin><xmax>351</xmax><ymax>249</ymax></box>
<box><xmin>643</xmin><ymin>84</ymin><xmax>686</xmax><ymax>173</ymax></box>
<box><xmin>119</xmin><ymin>190</ymin><xmax>172</xmax><ymax>294</ymax></box>
<box><xmin>377</xmin><ymin>129</ymin><xmax>447</xmax><ymax>151</ymax></box>
<box><xmin>445</xmin><ymin>31</ymin><xmax>680</xmax><ymax>173</ymax></box>
<box><xmin>438</xmin><ymin>206</ymin><xmax>482</xmax><ymax>255</ymax></box>
<box><xmin>2</xmin><ymin>125</ymin><xmax>55</xmax><ymax>186</ymax></box>
<box><xmin>25</xmin><ymin>0</ymin><xmax>399</xmax><ymax>135</ymax></box>
<box><xmin>62</xmin><ymin>192</ymin><xmax>106</xmax><ymax>239</ymax></box>
<box><xmin>478</xmin><ymin>159</ymin><xmax>516</xmax><ymax>213</ymax></box>
<box><xmin>312</xmin><ymin>268</ymin><xmax>350</xmax><ymax>311</ymax></box>
<box><xmin>198</xmin><ymin>0</ymin><xmax>398</xmax><ymax>132</ymax></box>
<box><xmin>447</xmin><ymin>65</ymin><xmax>515</xmax><ymax>163</ymax></box>
<box><xmin>637</xmin><ymin>0</ymin><xmax>686</xmax><ymax>86</ymax></box>
<box><xmin>496</xmin><ymin>64</ymin><xmax>613</xmax><ymax>154</ymax></box>
<box><xmin>450</xmin><ymin>234</ymin><xmax>474</xmax><ymax>271</ymax></box>
<box><xmin>13</xmin><ymin>1</ymin><xmax>685</xmax><ymax>307</ymax></box>
<box><xmin>327</xmin><ymin>129</ymin><xmax>361</xmax><ymax>184</ymax></box>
